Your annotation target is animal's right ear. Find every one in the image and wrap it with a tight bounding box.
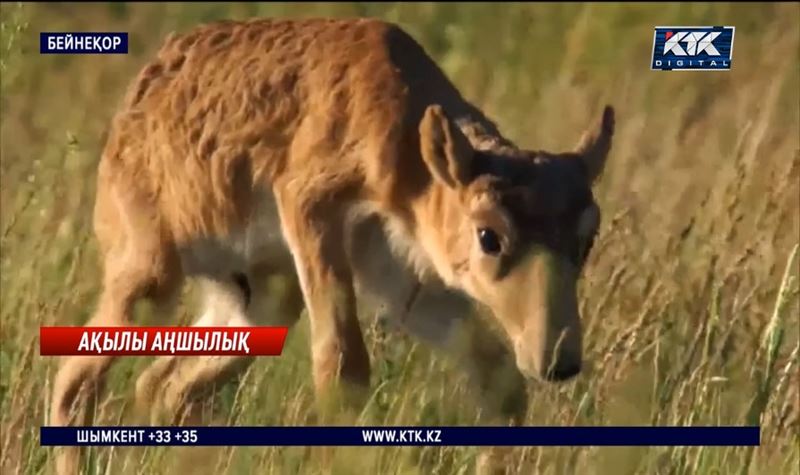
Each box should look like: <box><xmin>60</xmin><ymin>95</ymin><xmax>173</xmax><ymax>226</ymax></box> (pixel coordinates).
<box><xmin>574</xmin><ymin>105</ymin><xmax>615</xmax><ymax>184</ymax></box>
<box><xmin>419</xmin><ymin>104</ymin><xmax>474</xmax><ymax>188</ymax></box>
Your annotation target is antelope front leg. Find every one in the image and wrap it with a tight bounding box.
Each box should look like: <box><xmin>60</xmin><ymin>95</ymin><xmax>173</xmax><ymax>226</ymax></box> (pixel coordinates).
<box><xmin>396</xmin><ymin>284</ymin><xmax>528</xmax><ymax>424</ymax></box>
<box><xmin>398</xmin><ymin>287</ymin><xmax>527</xmax><ymax>475</ymax></box>
<box><xmin>438</xmin><ymin>316</ymin><xmax>526</xmax><ymax>475</ymax></box>
<box><xmin>275</xmin><ymin>188</ymin><xmax>370</xmax><ymax>414</ymax></box>
<box><xmin>458</xmin><ymin>318</ymin><xmax>527</xmax><ymax>475</ymax></box>
<box><xmin>458</xmin><ymin>317</ymin><xmax>528</xmax><ymax>424</ymax></box>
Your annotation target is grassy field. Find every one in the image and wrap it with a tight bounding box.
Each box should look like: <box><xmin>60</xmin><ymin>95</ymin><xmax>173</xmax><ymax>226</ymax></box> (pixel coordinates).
<box><xmin>1</xmin><ymin>2</ymin><xmax>798</xmax><ymax>474</ymax></box>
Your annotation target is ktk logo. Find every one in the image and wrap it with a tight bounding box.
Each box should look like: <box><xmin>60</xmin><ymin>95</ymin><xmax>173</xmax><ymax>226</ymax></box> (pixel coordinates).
<box><xmin>651</xmin><ymin>26</ymin><xmax>735</xmax><ymax>71</ymax></box>
<box><xmin>663</xmin><ymin>31</ymin><xmax>721</xmax><ymax>56</ymax></box>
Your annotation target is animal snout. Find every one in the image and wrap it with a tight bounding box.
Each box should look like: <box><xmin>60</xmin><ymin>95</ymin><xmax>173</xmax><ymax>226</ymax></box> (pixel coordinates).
<box><xmin>542</xmin><ymin>359</ymin><xmax>582</xmax><ymax>382</ymax></box>
<box><xmin>514</xmin><ymin>337</ymin><xmax>582</xmax><ymax>383</ymax></box>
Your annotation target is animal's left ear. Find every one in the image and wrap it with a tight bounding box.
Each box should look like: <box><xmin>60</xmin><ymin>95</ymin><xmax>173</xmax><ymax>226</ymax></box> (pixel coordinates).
<box><xmin>419</xmin><ymin>104</ymin><xmax>474</xmax><ymax>188</ymax></box>
<box><xmin>574</xmin><ymin>105</ymin><xmax>615</xmax><ymax>184</ymax></box>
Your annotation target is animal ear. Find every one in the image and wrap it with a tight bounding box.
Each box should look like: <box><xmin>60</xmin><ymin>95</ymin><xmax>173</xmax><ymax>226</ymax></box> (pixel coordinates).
<box><xmin>574</xmin><ymin>105</ymin><xmax>615</xmax><ymax>183</ymax></box>
<box><xmin>419</xmin><ymin>104</ymin><xmax>474</xmax><ymax>188</ymax></box>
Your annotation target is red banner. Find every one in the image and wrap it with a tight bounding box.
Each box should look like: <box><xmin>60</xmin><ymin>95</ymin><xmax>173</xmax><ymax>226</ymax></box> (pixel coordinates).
<box><xmin>39</xmin><ymin>327</ymin><xmax>289</xmax><ymax>356</ymax></box>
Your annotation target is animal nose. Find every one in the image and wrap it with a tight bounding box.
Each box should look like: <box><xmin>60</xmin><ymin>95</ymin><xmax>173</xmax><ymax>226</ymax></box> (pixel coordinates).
<box><xmin>544</xmin><ymin>361</ymin><xmax>582</xmax><ymax>382</ymax></box>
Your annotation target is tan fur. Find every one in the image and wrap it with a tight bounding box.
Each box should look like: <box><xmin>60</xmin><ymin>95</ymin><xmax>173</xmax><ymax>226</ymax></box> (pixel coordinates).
<box><xmin>50</xmin><ymin>17</ymin><xmax>615</xmax><ymax>475</ymax></box>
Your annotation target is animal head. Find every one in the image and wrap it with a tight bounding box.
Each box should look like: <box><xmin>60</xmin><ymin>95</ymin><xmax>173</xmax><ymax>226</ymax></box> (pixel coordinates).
<box><xmin>415</xmin><ymin>104</ymin><xmax>615</xmax><ymax>382</ymax></box>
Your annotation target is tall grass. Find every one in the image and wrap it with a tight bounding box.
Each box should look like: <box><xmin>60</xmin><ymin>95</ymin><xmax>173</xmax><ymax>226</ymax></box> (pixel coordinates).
<box><xmin>1</xmin><ymin>3</ymin><xmax>798</xmax><ymax>474</ymax></box>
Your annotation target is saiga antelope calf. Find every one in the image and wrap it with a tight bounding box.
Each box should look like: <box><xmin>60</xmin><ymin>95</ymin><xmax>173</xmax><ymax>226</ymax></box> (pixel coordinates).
<box><xmin>50</xmin><ymin>17</ymin><xmax>615</xmax><ymax>474</ymax></box>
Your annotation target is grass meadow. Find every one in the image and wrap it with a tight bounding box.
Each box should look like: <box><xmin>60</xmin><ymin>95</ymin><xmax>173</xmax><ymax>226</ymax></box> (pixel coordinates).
<box><xmin>1</xmin><ymin>2</ymin><xmax>798</xmax><ymax>474</ymax></box>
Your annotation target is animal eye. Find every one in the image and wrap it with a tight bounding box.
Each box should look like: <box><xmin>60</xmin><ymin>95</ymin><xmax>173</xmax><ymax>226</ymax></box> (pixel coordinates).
<box><xmin>577</xmin><ymin>232</ymin><xmax>596</xmax><ymax>265</ymax></box>
<box><xmin>575</xmin><ymin>205</ymin><xmax>600</xmax><ymax>264</ymax></box>
<box><xmin>477</xmin><ymin>228</ymin><xmax>502</xmax><ymax>255</ymax></box>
